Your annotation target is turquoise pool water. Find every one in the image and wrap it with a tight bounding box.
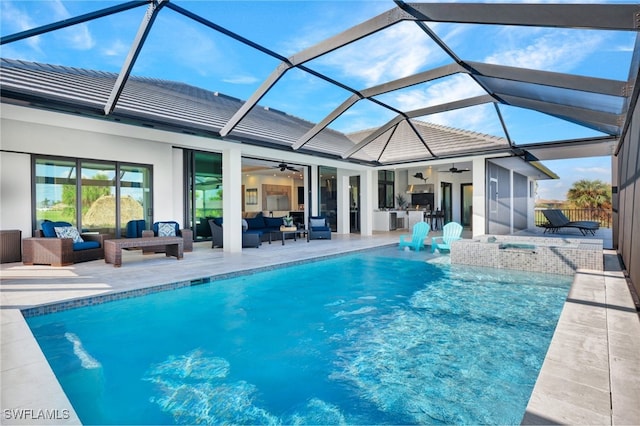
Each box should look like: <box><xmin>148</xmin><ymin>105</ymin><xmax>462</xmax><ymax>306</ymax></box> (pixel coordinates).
<box><xmin>27</xmin><ymin>247</ymin><xmax>572</xmax><ymax>425</ymax></box>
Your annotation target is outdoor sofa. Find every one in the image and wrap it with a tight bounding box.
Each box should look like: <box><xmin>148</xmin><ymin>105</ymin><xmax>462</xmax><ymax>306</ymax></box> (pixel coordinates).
<box><xmin>208</xmin><ymin>219</ymin><xmax>262</xmax><ymax>248</ymax></box>
<box><xmin>209</xmin><ymin>213</ymin><xmax>299</xmax><ymax>248</ymax></box>
<box><xmin>23</xmin><ymin>220</ymin><xmax>109</xmax><ymax>266</ymax></box>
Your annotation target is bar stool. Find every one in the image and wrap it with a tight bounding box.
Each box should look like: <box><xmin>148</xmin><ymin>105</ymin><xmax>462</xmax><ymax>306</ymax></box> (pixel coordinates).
<box><xmin>434</xmin><ymin>209</ymin><xmax>444</xmax><ymax>230</ymax></box>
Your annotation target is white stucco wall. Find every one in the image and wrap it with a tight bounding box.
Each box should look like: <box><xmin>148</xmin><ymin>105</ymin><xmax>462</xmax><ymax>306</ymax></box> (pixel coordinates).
<box><xmin>0</xmin><ymin>106</ymin><xmax>179</xmax><ymax>236</ymax></box>
<box><xmin>0</xmin><ymin>151</ymin><xmax>31</xmax><ymax>234</ymax></box>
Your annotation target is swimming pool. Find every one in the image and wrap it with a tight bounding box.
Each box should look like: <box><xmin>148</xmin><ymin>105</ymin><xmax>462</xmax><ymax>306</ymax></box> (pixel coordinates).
<box><xmin>26</xmin><ymin>246</ymin><xmax>572</xmax><ymax>425</ymax></box>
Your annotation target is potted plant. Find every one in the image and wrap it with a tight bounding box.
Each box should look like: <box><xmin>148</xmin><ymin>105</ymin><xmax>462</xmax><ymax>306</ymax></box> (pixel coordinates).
<box><xmin>396</xmin><ymin>194</ymin><xmax>408</xmax><ymax>210</ymax></box>
<box><xmin>282</xmin><ymin>215</ymin><xmax>294</xmax><ymax>227</ymax></box>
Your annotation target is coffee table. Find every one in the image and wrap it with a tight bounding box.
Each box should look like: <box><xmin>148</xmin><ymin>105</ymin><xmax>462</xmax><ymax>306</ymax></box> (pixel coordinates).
<box><xmin>280</xmin><ymin>229</ymin><xmax>308</xmax><ymax>245</ymax></box>
<box><xmin>104</xmin><ymin>237</ymin><xmax>183</xmax><ymax>267</ymax></box>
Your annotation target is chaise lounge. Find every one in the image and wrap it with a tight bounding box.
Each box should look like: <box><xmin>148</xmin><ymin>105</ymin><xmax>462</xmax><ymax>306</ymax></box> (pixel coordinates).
<box><xmin>541</xmin><ymin>209</ymin><xmax>600</xmax><ymax>236</ymax></box>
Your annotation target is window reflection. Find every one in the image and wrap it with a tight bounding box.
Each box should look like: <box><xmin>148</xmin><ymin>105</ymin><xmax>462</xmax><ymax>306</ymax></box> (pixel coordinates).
<box><xmin>33</xmin><ymin>157</ymin><xmax>152</xmax><ymax>236</ymax></box>
<box><xmin>319</xmin><ymin>166</ymin><xmax>337</xmax><ymax>231</ymax></box>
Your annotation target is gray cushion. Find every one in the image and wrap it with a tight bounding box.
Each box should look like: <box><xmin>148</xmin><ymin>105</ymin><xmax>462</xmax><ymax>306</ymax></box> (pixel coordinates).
<box><xmin>310</xmin><ymin>218</ymin><xmax>325</xmax><ymax>228</ymax></box>
<box><xmin>158</xmin><ymin>222</ymin><xmax>176</xmax><ymax>236</ymax></box>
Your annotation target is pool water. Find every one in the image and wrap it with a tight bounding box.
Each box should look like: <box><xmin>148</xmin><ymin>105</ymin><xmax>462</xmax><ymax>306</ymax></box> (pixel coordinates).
<box><xmin>27</xmin><ymin>247</ymin><xmax>572</xmax><ymax>425</ymax></box>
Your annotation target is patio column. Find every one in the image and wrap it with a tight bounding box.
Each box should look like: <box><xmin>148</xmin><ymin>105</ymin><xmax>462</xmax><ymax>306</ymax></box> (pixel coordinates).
<box><xmin>360</xmin><ymin>169</ymin><xmax>373</xmax><ymax>236</ymax></box>
<box><xmin>336</xmin><ymin>169</ymin><xmax>350</xmax><ymax>234</ymax></box>
<box><xmin>310</xmin><ymin>165</ymin><xmax>319</xmax><ymax>216</ymax></box>
<box><xmin>472</xmin><ymin>158</ymin><xmax>486</xmax><ymax>237</ymax></box>
<box><xmin>222</xmin><ymin>147</ymin><xmax>242</xmax><ymax>253</ymax></box>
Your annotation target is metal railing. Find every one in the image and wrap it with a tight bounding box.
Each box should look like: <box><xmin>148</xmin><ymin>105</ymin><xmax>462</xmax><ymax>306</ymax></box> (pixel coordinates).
<box><xmin>535</xmin><ymin>208</ymin><xmax>612</xmax><ymax>228</ymax></box>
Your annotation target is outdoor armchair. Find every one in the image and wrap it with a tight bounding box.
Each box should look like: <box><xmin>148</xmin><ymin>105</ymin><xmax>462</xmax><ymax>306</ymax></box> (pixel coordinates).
<box><xmin>308</xmin><ymin>216</ymin><xmax>331</xmax><ymax>240</ymax></box>
<box><xmin>431</xmin><ymin>222</ymin><xmax>463</xmax><ymax>253</ymax></box>
<box><xmin>208</xmin><ymin>219</ymin><xmax>261</xmax><ymax>248</ymax></box>
<box><xmin>125</xmin><ymin>219</ymin><xmax>147</xmax><ymax>238</ymax></box>
<box><xmin>399</xmin><ymin>221</ymin><xmax>430</xmax><ymax>251</ymax></box>
<box><xmin>142</xmin><ymin>221</ymin><xmax>193</xmax><ymax>253</ymax></box>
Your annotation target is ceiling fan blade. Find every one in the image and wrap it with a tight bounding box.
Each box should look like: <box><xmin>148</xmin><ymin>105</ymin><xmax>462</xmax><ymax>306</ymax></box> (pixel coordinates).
<box><xmin>273</xmin><ymin>162</ymin><xmax>299</xmax><ymax>172</ymax></box>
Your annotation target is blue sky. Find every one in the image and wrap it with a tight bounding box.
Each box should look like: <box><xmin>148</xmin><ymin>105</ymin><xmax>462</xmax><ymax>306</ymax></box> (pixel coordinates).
<box><xmin>536</xmin><ymin>156</ymin><xmax>612</xmax><ymax>201</ymax></box>
<box><xmin>2</xmin><ymin>0</ymin><xmax>632</xmax><ymax>199</ymax></box>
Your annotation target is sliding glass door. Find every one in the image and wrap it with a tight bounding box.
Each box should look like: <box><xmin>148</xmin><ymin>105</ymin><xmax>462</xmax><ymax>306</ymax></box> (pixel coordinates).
<box><xmin>120</xmin><ymin>165</ymin><xmax>153</xmax><ymax>234</ymax></box>
<box><xmin>319</xmin><ymin>166</ymin><xmax>337</xmax><ymax>231</ymax></box>
<box><xmin>184</xmin><ymin>150</ymin><xmax>223</xmax><ymax>241</ymax></box>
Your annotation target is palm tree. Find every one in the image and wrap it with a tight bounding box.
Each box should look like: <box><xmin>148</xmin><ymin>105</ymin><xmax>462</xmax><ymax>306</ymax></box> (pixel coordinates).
<box><xmin>566</xmin><ymin>179</ymin><xmax>611</xmax><ymax>223</ymax></box>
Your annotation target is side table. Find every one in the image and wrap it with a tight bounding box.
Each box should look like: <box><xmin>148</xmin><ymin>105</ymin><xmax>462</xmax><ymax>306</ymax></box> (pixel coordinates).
<box><xmin>0</xmin><ymin>229</ymin><xmax>22</xmax><ymax>263</ymax></box>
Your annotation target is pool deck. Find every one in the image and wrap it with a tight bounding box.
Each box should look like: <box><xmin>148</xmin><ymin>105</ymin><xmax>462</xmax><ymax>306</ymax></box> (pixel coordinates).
<box><xmin>1</xmin><ymin>228</ymin><xmax>638</xmax><ymax>425</ymax></box>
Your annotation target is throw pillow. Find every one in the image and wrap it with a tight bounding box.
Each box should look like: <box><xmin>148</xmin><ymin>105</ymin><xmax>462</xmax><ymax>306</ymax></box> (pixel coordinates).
<box><xmin>310</xmin><ymin>218</ymin><xmax>325</xmax><ymax>228</ymax></box>
<box><xmin>54</xmin><ymin>226</ymin><xmax>84</xmax><ymax>243</ymax></box>
<box><xmin>158</xmin><ymin>222</ymin><xmax>176</xmax><ymax>237</ymax></box>
<box><xmin>42</xmin><ymin>220</ymin><xmax>73</xmax><ymax>238</ymax></box>
<box><xmin>242</xmin><ymin>219</ymin><xmax>248</xmax><ymax>232</ymax></box>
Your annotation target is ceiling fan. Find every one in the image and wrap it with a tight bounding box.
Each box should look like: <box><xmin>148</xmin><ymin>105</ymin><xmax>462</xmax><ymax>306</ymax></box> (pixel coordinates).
<box><xmin>440</xmin><ymin>164</ymin><xmax>470</xmax><ymax>174</ymax></box>
<box><xmin>274</xmin><ymin>162</ymin><xmax>299</xmax><ymax>172</ymax></box>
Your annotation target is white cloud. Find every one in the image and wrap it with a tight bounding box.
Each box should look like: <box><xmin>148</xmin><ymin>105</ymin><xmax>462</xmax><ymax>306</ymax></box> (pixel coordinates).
<box><xmin>316</xmin><ymin>21</ymin><xmax>441</xmax><ymax>87</ymax></box>
<box><xmin>102</xmin><ymin>40</ymin><xmax>129</xmax><ymax>58</ymax></box>
<box><xmin>484</xmin><ymin>28</ymin><xmax>604</xmax><ymax>72</ymax></box>
<box><xmin>612</xmin><ymin>43</ymin><xmax>634</xmax><ymax>53</ymax></box>
<box><xmin>49</xmin><ymin>0</ymin><xmax>95</xmax><ymax>50</ymax></box>
<box><xmin>392</xmin><ymin>74</ymin><xmax>486</xmax><ymax>111</ymax></box>
<box><xmin>223</xmin><ymin>75</ymin><xmax>259</xmax><ymax>85</ymax></box>
<box><xmin>0</xmin><ymin>1</ymin><xmax>41</xmax><ymax>51</ymax></box>
<box><xmin>279</xmin><ymin>2</ymin><xmax>391</xmax><ymax>56</ymax></box>
<box><xmin>382</xmin><ymin>74</ymin><xmax>499</xmax><ymax>134</ymax></box>
<box><xmin>574</xmin><ymin>166</ymin><xmax>609</xmax><ymax>175</ymax></box>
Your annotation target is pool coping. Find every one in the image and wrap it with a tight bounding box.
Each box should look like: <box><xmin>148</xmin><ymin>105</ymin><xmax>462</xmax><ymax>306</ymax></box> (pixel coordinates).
<box><xmin>521</xmin><ymin>250</ymin><xmax>640</xmax><ymax>425</ymax></box>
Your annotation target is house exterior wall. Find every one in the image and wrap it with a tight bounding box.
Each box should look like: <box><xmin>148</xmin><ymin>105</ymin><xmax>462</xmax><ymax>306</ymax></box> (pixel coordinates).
<box><xmin>0</xmin><ymin>151</ymin><xmax>31</xmax><ymax>233</ymax></box>
<box><xmin>1</xmin><ymin>108</ymin><xmax>179</xmax><ymax>236</ymax></box>
<box><xmin>0</xmin><ymin>104</ymin><xmax>371</xmax><ymax>244</ymax></box>
<box><xmin>617</xmin><ymin>92</ymin><xmax>640</xmax><ymax>297</ymax></box>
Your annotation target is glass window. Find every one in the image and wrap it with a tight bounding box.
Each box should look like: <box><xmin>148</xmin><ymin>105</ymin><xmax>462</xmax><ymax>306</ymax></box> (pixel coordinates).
<box><xmin>33</xmin><ymin>156</ymin><xmax>152</xmax><ymax>236</ymax></box>
<box><xmin>34</xmin><ymin>158</ymin><xmax>77</xmax><ymax>229</ymax></box>
<box><xmin>378</xmin><ymin>170</ymin><xmax>395</xmax><ymax>209</ymax></box>
<box><xmin>81</xmin><ymin>161</ymin><xmax>116</xmax><ymax>234</ymax></box>
<box><xmin>120</xmin><ymin>164</ymin><xmax>152</xmax><ymax>234</ymax></box>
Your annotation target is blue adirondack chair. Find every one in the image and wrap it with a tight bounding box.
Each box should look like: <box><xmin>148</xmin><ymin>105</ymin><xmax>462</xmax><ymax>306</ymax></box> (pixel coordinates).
<box><xmin>399</xmin><ymin>221</ymin><xmax>430</xmax><ymax>251</ymax></box>
<box><xmin>431</xmin><ymin>222</ymin><xmax>463</xmax><ymax>253</ymax></box>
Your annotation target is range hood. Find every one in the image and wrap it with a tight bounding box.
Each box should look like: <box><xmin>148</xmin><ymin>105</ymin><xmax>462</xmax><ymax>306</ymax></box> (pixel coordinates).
<box><xmin>406</xmin><ymin>184</ymin><xmax>432</xmax><ymax>193</ymax></box>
